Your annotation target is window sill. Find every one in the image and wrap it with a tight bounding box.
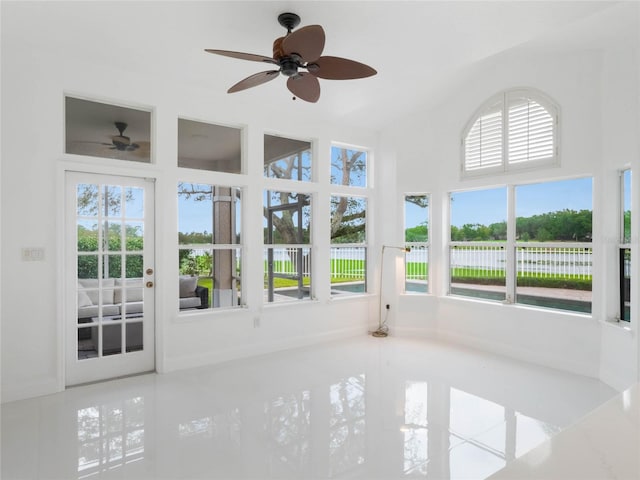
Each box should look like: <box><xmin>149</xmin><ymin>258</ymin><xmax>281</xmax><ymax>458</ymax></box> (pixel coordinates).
<box><xmin>599</xmin><ymin>318</ymin><xmax>634</xmax><ymax>335</ymax></box>
<box><xmin>175</xmin><ymin>305</ymin><xmax>248</xmax><ymax>323</ymax></box>
<box><xmin>263</xmin><ymin>298</ymin><xmax>321</xmax><ymax>309</ymax></box>
<box><xmin>442</xmin><ymin>294</ymin><xmax>593</xmax><ymax>319</ymax></box>
<box><xmin>329</xmin><ymin>292</ymin><xmax>375</xmax><ymax>303</ymax></box>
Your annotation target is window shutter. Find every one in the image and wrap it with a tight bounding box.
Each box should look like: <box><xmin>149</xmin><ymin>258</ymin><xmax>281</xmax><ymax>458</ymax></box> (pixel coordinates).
<box><xmin>507</xmin><ymin>97</ymin><xmax>555</xmax><ymax>165</ymax></box>
<box><xmin>464</xmin><ymin>106</ymin><xmax>503</xmax><ymax>171</ymax></box>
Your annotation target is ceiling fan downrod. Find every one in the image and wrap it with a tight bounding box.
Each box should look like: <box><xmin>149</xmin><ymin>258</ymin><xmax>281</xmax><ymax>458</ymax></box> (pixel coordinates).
<box><xmin>277</xmin><ymin>12</ymin><xmax>301</xmax><ymax>33</ymax></box>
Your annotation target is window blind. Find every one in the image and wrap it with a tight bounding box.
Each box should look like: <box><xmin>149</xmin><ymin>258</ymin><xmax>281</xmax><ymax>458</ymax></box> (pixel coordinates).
<box><xmin>462</xmin><ymin>89</ymin><xmax>558</xmax><ymax>177</ymax></box>
<box><xmin>464</xmin><ymin>108</ymin><xmax>503</xmax><ymax>171</ymax></box>
<box><xmin>508</xmin><ymin>98</ymin><xmax>554</xmax><ymax>165</ymax></box>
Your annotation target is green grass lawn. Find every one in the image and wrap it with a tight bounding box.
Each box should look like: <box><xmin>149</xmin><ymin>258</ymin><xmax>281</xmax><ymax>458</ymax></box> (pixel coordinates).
<box><xmin>196</xmin><ymin>260</ymin><xmax>591</xmax><ymax>296</ymax></box>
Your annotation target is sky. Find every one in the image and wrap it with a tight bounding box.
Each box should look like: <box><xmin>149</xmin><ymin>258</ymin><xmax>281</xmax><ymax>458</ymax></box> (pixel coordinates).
<box><xmin>449</xmin><ymin>177</ymin><xmax>593</xmax><ymax>227</ymax></box>
<box><xmin>178</xmin><ymin>174</ymin><xmax>602</xmax><ymax>234</ymax></box>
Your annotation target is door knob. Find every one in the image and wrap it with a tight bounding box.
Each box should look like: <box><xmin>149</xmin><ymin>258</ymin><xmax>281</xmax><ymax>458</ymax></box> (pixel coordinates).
<box><xmin>146</xmin><ymin>268</ymin><xmax>154</xmax><ymax>275</ymax></box>
<box><xmin>146</xmin><ymin>281</ymin><xmax>154</xmax><ymax>288</ymax></box>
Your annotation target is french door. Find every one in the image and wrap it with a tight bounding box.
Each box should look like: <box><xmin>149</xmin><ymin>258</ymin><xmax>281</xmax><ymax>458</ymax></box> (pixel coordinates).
<box><xmin>65</xmin><ymin>172</ymin><xmax>155</xmax><ymax>386</ymax></box>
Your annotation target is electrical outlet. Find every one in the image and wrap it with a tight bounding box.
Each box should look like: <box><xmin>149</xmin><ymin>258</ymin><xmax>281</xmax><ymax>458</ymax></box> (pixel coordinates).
<box><xmin>22</xmin><ymin>247</ymin><xmax>45</xmax><ymax>262</ymax></box>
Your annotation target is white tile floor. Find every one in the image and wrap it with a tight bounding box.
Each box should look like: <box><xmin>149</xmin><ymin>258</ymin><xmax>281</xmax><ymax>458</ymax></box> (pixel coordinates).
<box><xmin>1</xmin><ymin>336</ymin><xmax>617</xmax><ymax>480</ymax></box>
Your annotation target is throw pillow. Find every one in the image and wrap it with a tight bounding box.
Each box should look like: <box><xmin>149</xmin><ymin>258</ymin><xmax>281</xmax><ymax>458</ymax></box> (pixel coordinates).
<box><xmin>78</xmin><ymin>278</ymin><xmax>115</xmax><ymax>304</ymax></box>
<box><xmin>179</xmin><ymin>276</ymin><xmax>198</xmax><ymax>298</ymax></box>
<box><xmin>77</xmin><ymin>287</ymin><xmax>93</xmax><ymax>308</ymax></box>
<box><xmin>114</xmin><ymin>278</ymin><xmax>144</xmax><ymax>303</ymax></box>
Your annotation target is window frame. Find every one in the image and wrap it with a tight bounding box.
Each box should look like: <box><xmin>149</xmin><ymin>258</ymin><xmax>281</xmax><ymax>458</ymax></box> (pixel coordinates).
<box><xmin>330</xmin><ymin>193</ymin><xmax>369</xmax><ymax>297</ymax></box>
<box><xmin>403</xmin><ymin>193</ymin><xmax>430</xmax><ymax>295</ymax></box>
<box><xmin>461</xmin><ymin>88</ymin><xmax>560</xmax><ymax>178</ymax></box>
<box><xmin>447</xmin><ymin>177</ymin><xmax>593</xmax><ymax>315</ymax></box>
<box><xmin>263</xmin><ymin>132</ymin><xmax>313</xmax><ymax>182</ymax></box>
<box><xmin>177</xmin><ymin>182</ymin><xmax>244</xmax><ymax>312</ymax></box>
<box><xmin>619</xmin><ymin>168</ymin><xmax>632</xmax><ymax>322</ymax></box>
<box><xmin>263</xmin><ymin>188</ymin><xmax>313</xmax><ymax>304</ymax></box>
<box><xmin>330</xmin><ymin>144</ymin><xmax>369</xmax><ymax>188</ymax></box>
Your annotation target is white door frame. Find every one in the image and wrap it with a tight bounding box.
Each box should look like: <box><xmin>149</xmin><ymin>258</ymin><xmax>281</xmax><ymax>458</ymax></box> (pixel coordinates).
<box><xmin>64</xmin><ymin>171</ymin><xmax>156</xmax><ymax>386</ymax></box>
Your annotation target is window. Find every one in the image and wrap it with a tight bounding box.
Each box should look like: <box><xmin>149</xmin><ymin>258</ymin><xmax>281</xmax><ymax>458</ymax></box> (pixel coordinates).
<box><xmin>178</xmin><ymin>119</ymin><xmax>242</xmax><ymax>173</ymax></box>
<box><xmin>515</xmin><ymin>178</ymin><xmax>592</xmax><ymax>313</ymax></box>
<box><xmin>462</xmin><ymin>89</ymin><xmax>558</xmax><ymax>176</ymax></box>
<box><xmin>330</xmin><ymin>195</ymin><xmax>367</xmax><ymax>295</ymax></box>
<box><xmin>329</xmin><ymin>145</ymin><xmax>369</xmax><ymax>296</ymax></box>
<box><xmin>264</xmin><ymin>134</ymin><xmax>312</xmax><ymax>181</ymax></box>
<box><xmin>263</xmin><ymin>190</ymin><xmax>312</xmax><ymax>303</ymax></box>
<box><xmin>178</xmin><ymin>183</ymin><xmax>242</xmax><ymax>310</ymax></box>
<box><xmin>449</xmin><ymin>187</ymin><xmax>507</xmax><ymax>301</ymax></box>
<box><xmin>404</xmin><ymin>195</ymin><xmax>429</xmax><ymax>294</ymax></box>
<box><xmin>448</xmin><ymin>178</ymin><xmax>593</xmax><ymax>314</ymax></box>
<box><xmin>330</xmin><ymin>146</ymin><xmax>367</xmax><ymax>187</ymax></box>
<box><xmin>65</xmin><ymin>97</ymin><xmax>152</xmax><ymax>163</ymax></box>
<box><xmin>620</xmin><ymin>169</ymin><xmax>631</xmax><ymax>322</ymax></box>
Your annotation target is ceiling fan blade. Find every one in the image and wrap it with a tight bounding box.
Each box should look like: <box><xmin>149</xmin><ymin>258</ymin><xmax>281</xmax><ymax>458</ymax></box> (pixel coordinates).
<box><xmin>205</xmin><ymin>49</ymin><xmax>277</xmax><ymax>65</ymax></box>
<box><xmin>228</xmin><ymin>70</ymin><xmax>280</xmax><ymax>93</ymax></box>
<box><xmin>282</xmin><ymin>25</ymin><xmax>325</xmax><ymax>63</ymax></box>
<box><xmin>287</xmin><ymin>73</ymin><xmax>320</xmax><ymax>103</ymax></box>
<box><xmin>308</xmin><ymin>56</ymin><xmax>377</xmax><ymax>80</ymax></box>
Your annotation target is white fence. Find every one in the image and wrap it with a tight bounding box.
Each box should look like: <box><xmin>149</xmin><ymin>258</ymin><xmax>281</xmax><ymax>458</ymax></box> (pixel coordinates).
<box><xmin>406</xmin><ymin>246</ymin><xmax>428</xmax><ymax>280</ymax></box>
<box><xmin>267</xmin><ymin>248</ymin><xmax>311</xmax><ymax>277</ymax></box>
<box><xmin>267</xmin><ymin>247</ymin><xmax>367</xmax><ymax>279</ymax></box>
<box><xmin>265</xmin><ymin>245</ymin><xmax>593</xmax><ymax>280</ymax></box>
<box><xmin>450</xmin><ymin>245</ymin><xmax>592</xmax><ymax>279</ymax></box>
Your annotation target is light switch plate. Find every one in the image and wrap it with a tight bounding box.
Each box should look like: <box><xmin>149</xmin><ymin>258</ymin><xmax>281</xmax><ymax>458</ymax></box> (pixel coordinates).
<box><xmin>22</xmin><ymin>247</ymin><xmax>45</xmax><ymax>262</ymax></box>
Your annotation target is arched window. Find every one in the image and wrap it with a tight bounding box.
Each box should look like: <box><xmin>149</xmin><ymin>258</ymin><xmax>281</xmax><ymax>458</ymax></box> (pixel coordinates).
<box><xmin>462</xmin><ymin>89</ymin><xmax>559</xmax><ymax>176</ymax></box>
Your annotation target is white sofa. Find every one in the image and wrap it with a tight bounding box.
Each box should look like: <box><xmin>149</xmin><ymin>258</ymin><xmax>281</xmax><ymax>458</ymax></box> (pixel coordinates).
<box><xmin>77</xmin><ymin>276</ymin><xmax>209</xmax><ymax>321</ymax></box>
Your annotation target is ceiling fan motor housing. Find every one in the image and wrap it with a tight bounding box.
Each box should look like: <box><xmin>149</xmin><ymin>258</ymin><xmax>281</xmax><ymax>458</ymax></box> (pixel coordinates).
<box><xmin>273</xmin><ymin>37</ymin><xmax>300</xmax><ymax>77</ymax></box>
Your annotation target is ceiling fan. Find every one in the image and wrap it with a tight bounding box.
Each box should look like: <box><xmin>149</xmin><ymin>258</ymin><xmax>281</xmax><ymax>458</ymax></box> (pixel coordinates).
<box><xmin>104</xmin><ymin>122</ymin><xmax>140</xmax><ymax>151</ymax></box>
<box><xmin>205</xmin><ymin>12</ymin><xmax>377</xmax><ymax>103</ymax></box>
<box><xmin>69</xmin><ymin>121</ymin><xmax>149</xmax><ymax>158</ymax></box>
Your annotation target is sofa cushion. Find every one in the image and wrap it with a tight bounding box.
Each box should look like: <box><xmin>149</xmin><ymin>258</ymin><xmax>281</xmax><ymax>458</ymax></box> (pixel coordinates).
<box><xmin>120</xmin><ymin>301</ymin><xmax>144</xmax><ymax>315</ymax></box>
<box><xmin>179</xmin><ymin>276</ymin><xmax>198</xmax><ymax>298</ymax></box>
<box><xmin>78</xmin><ymin>278</ymin><xmax>115</xmax><ymax>305</ymax></box>
<box><xmin>77</xmin><ymin>304</ymin><xmax>120</xmax><ymax>320</ymax></box>
<box><xmin>179</xmin><ymin>297</ymin><xmax>202</xmax><ymax>309</ymax></box>
<box><xmin>114</xmin><ymin>278</ymin><xmax>144</xmax><ymax>303</ymax></box>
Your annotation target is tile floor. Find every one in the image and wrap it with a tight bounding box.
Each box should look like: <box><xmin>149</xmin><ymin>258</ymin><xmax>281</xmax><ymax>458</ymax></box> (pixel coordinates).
<box><xmin>1</xmin><ymin>336</ymin><xmax>617</xmax><ymax>479</ymax></box>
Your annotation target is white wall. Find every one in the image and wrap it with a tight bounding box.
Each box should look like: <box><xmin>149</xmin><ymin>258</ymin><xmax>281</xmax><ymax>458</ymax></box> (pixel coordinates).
<box><xmin>0</xmin><ymin>38</ymin><xmax>381</xmax><ymax>402</ymax></box>
<box><xmin>598</xmin><ymin>44</ymin><xmax>640</xmax><ymax>391</ymax></box>
<box><xmin>381</xmin><ymin>41</ymin><xmax>639</xmax><ymax>385</ymax></box>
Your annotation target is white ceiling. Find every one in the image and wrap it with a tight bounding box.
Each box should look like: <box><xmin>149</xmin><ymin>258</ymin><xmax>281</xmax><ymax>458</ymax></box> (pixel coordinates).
<box><xmin>3</xmin><ymin>1</ymin><xmax>637</xmax><ymax>131</ymax></box>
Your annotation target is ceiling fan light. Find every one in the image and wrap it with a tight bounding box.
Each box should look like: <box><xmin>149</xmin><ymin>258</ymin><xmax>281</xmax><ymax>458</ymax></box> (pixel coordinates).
<box><xmin>112</xmin><ymin>135</ymin><xmax>131</xmax><ymax>145</ymax></box>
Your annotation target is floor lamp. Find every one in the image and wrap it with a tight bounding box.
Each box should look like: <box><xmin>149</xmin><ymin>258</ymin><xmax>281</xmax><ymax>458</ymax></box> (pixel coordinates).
<box><xmin>372</xmin><ymin>245</ymin><xmax>410</xmax><ymax>337</ymax></box>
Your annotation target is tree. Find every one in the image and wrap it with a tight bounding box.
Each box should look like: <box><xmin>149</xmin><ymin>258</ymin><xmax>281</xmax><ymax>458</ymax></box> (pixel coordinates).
<box><xmin>330</xmin><ymin>149</ymin><xmax>367</xmax><ymax>242</ymax></box>
<box><xmin>405</xmin><ymin>223</ymin><xmax>428</xmax><ymax>242</ymax></box>
<box><xmin>77</xmin><ymin>184</ymin><xmax>133</xmax><ymax>217</ymax></box>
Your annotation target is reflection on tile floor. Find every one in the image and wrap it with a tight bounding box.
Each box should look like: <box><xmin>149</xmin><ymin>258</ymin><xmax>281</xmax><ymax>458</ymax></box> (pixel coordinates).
<box><xmin>1</xmin><ymin>336</ymin><xmax>616</xmax><ymax>479</ymax></box>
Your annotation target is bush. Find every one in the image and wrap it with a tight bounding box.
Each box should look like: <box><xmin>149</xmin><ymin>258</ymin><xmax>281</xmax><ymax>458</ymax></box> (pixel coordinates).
<box><xmin>451</xmin><ymin>275</ymin><xmax>591</xmax><ymax>291</ymax></box>
<box><xmin>77</xmin><ymin>234</ymin><xmax>144</xmax><ymax>278</ymax></box>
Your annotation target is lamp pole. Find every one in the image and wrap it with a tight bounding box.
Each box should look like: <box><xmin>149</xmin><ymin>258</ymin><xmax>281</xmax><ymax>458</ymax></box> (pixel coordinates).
<box><xmin>372</xmin><ymin>245</ymin><xmax>410</xmax><ymax>337</ymax></box>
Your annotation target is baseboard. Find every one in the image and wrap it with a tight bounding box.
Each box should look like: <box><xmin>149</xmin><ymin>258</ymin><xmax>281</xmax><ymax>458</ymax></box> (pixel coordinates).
<box><xmin>435</xmin><ymin>329</ymin><xmax>598</xmax><ymax>379</ymax></box>
<box><xmin>599</xmin><ymin>366</ymin><xmax>636</xmax><ymax>392</ymax></box>
<box><xmin>390</xmin><ymin>326</ymin><xmax>438</xmax><ymax>339</ymax></box>
<box><xmin>162</xmin><ymin>326</ymin><xmax>365</xmax><ymax>373</ymax></box>
<box><xmin>2</xmin><ymin>377</ymin><xmax>61</xmax><ymax>404</ymax></box>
